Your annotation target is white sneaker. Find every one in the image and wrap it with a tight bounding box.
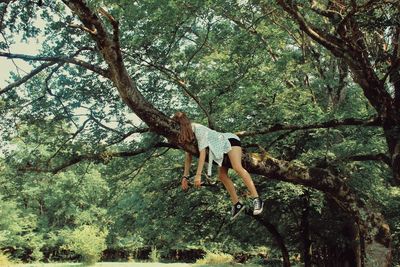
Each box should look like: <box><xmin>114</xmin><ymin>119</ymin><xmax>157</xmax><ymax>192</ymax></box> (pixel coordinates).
<box><xmin>253</xmin><ymin>197</ymin><xmax>264</xmax><ymax>215</ymax></box>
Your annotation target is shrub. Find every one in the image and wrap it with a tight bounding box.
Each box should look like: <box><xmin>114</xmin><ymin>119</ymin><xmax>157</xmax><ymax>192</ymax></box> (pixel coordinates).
<box><xmin>195</xmin><ymin>251</ymin><xmax>234</xmax><ymax>265</ymax></box>
<box><xmin>149</xmin><ymin>246</ymin><xmax>161</xmax><ymax>262</ymax></box>
<box><xmin>245</xmin><ymin>256</ymin><xmax>266</xmax><ymax>266</ymax></box>
<box><xmin>63</xmin><ymin>225</ymin><xmax>108</xmax><ymax>265</ymax></box>
<box><xmin>31</xmin><ymin>247</ymin><xmax>44</xmax><ymax>262</ymax></box>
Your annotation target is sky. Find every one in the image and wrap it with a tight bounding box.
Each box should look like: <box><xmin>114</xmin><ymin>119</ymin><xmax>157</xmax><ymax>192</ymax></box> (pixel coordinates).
<box><xmin>0</xmin><ymin>16</ymin><xmax>143</xmax><ymax>128</ymax></box>
<box><xmin>1</xmin><ymin>13</ymin><xmax>44</xmax><ymax>88</ymax></box>
<box><xmin>0</xmin><ymin>41</ymin><xmax>42</xmax><ymax>88</ymax></box>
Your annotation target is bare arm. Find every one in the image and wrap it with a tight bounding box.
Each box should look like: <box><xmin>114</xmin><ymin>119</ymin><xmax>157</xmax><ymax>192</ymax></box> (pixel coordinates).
<box><xmin>183</xmin><ymin>152</ymin><xmax>192</xmax><ymax>177</ymax></box>
<box><xmin>194</xmin><ymin>148</ymin><xmax>206</xmax><ymax>188</ymax></box>
<box><xmin>181</xmin><ymin>152</ymin><xmax>192</xmax><ymax>191</ymax></box>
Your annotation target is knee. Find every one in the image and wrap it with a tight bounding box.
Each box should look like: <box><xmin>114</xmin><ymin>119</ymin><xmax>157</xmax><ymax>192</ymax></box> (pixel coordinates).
<box><xmin>232</xmin><ymin>165</ymin><xmax>247</xmax><ymax>176</ymax></box>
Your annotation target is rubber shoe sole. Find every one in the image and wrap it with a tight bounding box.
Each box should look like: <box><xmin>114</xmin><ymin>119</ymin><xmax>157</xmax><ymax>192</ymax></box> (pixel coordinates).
<box><xmin>253</xmin><ymin>200</ymin><xmax>264</xmax><ymax>215</ymax></box>
<box><xmin>231</xmin><ymin>205</ymin><xmax>245</xmax><ymax>220</ymax></box>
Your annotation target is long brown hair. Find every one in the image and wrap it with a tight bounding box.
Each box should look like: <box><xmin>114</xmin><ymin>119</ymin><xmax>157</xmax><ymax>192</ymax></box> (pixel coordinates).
<box><xmin>172</xmin><ymin>112</ymin><xmax>195</xmax><ymax>144</ymax></box>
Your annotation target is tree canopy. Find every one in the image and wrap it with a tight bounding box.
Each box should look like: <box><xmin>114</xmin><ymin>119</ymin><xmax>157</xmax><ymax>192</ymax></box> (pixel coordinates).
<box><xmin>1</xmin><ymin>0</ymin><xmax>400</xmax><ymax>266</ymax></box>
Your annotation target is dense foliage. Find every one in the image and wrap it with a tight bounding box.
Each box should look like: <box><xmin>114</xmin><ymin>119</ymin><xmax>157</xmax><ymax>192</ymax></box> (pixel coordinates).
<box><xmin>1</xmin><ymin>0</ymin><xmax>399</xmax><ymax>266</ymax></box>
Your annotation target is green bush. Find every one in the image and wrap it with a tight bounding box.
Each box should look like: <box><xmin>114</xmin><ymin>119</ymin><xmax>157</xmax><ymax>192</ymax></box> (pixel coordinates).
<box><xmin>149</xmin><ymin>246</ymin><xmax>161</xmax><ymax>262</ymax></box>
<box><xmin>63</xmin><ymin>225</ymin><xmax>108</xmax><ymax>265</ymax></box>
<box><xmin>195</xmin><ymin>251</ymin><xmax>234</xmax><ymax>265</ymax></box>
<box><xmin>31</xmin><ymin>247</ymin><xmax>44</xmax><ymax>262</ymax></box>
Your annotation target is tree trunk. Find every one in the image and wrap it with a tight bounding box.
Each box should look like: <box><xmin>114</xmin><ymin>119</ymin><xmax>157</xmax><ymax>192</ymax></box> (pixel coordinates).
<box><xmin>242</xmin><ymin>153</ymin><xmax>392</xmax><ymax>266</ymax></box>
<box><xmin>352</xmin><ymin>223</ymin><xmax>362</xmax><ymax>267</ymax></box>
<box><xmin>383</xmin><ymin>120</ymin><xmax>400</xmax><ymax>185</ymax></box>
<box><xmin>251</xmin><ymin>214</ymin><xmax>291</xmax><ymax>267</ymax></box>
<box><xmin>301</xmin><ymin>192</ymin><xmax>312</xmax><ymax>267</ymax></box>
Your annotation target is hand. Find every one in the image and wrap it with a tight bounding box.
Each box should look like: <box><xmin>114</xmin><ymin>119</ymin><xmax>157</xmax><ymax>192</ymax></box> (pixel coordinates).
<box><xmin>181</xmin><ymin>177</ymin><xmax>189</xmax><ymax>191</ymax></box>
<box><xmin>194</xmin><ymin>174</ymin><xmax>202</xmax><ymax>188</ymax></box>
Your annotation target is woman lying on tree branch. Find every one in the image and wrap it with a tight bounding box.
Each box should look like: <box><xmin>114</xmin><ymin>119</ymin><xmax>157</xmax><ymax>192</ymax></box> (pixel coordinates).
<box><xmin>173</xmin><ymin>112</ymin><xmax>264</xmax><ymax>220</ymax></box>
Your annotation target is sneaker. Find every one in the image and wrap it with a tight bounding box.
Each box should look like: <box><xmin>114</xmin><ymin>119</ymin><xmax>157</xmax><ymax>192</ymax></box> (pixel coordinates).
<box><xmin>253</xmin><ymin>197</ymin><xmax>264</xmax><ymax>215</ymax></box>
<box><xmin>231</xmin><ymin>202</ymin><xmax>245</xmax><ymax>220</ymax></box>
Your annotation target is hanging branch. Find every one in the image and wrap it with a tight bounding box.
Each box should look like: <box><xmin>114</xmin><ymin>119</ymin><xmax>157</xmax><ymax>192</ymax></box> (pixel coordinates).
<box><xmin>0</xmin><ymin>51</ymin><xmax>110</xmax><ymax>79</ymax></box>
<box><xmin>20</xmin><ymin>141</ymin><xmax>178</xmax><ymax>174</ymax></box>
<box><xmin>0</xmin><ymin>61</ymin><xmax>56</xmax><ymax>95</ymax></box>
<box><xmin>0</xmin><ymin>46</ymin><xmax>104</xmax><ymax>95</ymax></box>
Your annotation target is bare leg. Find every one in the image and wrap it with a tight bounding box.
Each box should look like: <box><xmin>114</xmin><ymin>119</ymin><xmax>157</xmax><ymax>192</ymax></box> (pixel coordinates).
<box><xmin>218</xmin><ymin>166</ymin><xmax>239</xmax><ymax>204</ymax></box>
<box><xmin>228</xmin><ymin>146</ymin><xmax>259</xmax><ymax>198</ymax></box>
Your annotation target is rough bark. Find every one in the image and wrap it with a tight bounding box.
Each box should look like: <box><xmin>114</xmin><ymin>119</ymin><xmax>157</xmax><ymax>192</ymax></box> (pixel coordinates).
<box><xmin>61</xmin><ymin>1</ymin><xmax>392</xmax><ymax>265</ymax></box>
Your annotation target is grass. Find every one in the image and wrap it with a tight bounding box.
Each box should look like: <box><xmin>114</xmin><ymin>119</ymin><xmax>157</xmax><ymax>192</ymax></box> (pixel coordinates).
<box><xmin>195</xmin><ymin>252</ymin><xmax>233</xmax><ymax>265</ymax></box>
<box><xmin>9</xmin><ymin>263</ymin><xmax>190</xmax><ymax>267</ymax></box>
<box><xmin>7</xmin><ymin>263</ymin><xmax>264</xmax><ymax>267</ymax></box>
<box><xmin>9</xmin><ymin>263</ymin><xmax>192</xmax><ymax>267</ymax></box>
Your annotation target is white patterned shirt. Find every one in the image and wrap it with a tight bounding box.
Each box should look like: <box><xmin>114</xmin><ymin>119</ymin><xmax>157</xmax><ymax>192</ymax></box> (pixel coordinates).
<box><xmin>191</xmin><ymin>123</ymin><xmax>240</xmax><ymax>176</ymax></box>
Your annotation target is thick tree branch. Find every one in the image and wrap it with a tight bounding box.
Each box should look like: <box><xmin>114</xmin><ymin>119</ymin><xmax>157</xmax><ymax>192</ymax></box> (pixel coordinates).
<box><xmin>98</xmin><ymin>7</ymin><xmax>121</xmax><ymax>60</ymax></box>
<box><xmin>242</xmin><ymin>151</ymin><xmax>391</xmax><ymax>255</ymax></box>
<box><xmin>62</xmin><ymin>0</ymin><xmax>177</xmax><ymax>142</ymax></box>
<box><xmin>236</xmin><ymin>116</ymin><xmax>381</xmax><ymax>137</ymax></box>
